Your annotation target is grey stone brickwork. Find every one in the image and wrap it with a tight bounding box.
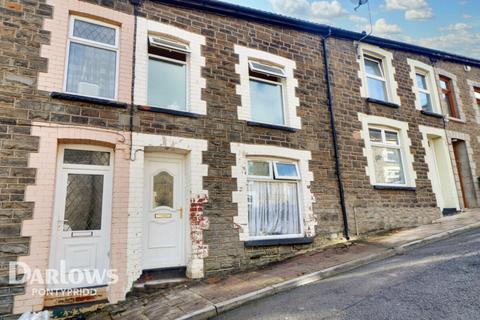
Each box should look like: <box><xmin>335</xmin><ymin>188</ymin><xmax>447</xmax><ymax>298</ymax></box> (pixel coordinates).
<box><xmin>0</xmin><ymin>0</ymin><xmax>479</xmax><ymax>315</ymax></box>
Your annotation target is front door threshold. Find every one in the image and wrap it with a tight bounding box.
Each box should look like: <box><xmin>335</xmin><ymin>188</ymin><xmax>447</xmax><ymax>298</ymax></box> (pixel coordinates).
<box><xmin>442</xmin><ymin>208</ymin><xmax>460</xmax><ymax>216</ymax></box>
<box><xmin>130</xmin><ymin>267</ymin><xmax>188</xmax><ymax>296</ymax></box>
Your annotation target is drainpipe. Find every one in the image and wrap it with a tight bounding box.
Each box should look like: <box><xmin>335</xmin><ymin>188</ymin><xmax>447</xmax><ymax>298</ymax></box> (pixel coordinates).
<box><xmin>129</xmin><ymin>0</ymin><xmax>141</xmax><ymax>159</ymax></box>
<box><xmin>321</xmin><ymin>29</ymin><xmax>350</xmax><ymax>240</ymax></box>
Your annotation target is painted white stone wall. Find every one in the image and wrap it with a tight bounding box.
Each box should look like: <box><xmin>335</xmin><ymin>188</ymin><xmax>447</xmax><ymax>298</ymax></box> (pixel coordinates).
<box><xmin>134</xmin><ymin>17</ymin><xmax>206</xmax><ymax>114</ymax></box>
<box><xmin>234</xmin><ymin>45</ymin><xmax>301</xmax><ymax>129</ymax></box>
<box><xmin>230</xmin><ymin>143</ymin><xmax>316</xmax><ymax>241</ymax></box>
<box><xmin>126</xmin><ymin>133</ymin><xmax>209</xmax><ymax>290</ymax></box>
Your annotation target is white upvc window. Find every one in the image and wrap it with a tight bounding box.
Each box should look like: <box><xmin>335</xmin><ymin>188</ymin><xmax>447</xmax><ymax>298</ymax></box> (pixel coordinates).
<box><xmin>248</xmin><ymin>61</ymin><xmax>286</xmax><ymax>126</ymax></box>
<box><xmin>357</xmin><ymin>44</ymin><xmax>400</xmax><ymax>105</ymax></box>
<box><xmin>364</xmin><ymin>55</ymin><xmax>388</xmax><ymax>101</ymax></box>
<box><xmin>407</xmin><ymin>59</ymin><xmax>441</xmax><ymax>114</ymax></box>
<box><xmin>415</xmin><ymin>72</ymin><xmax>433</xmax><ymax>112</ymax></box>
<box><xmin>147</xmin><ymin>35</ymin><xmax>189</xmax><ymax>111</ymax></box>
<box><xmin>367</xmin><ymin>127</ymin><xmax>407</xmax><ymax>186</ymax></box>
<box><xmin>234</xmin><ymin>45</ymin><xmax>301</xmax><ymax>129</ymax></box>
<box><xmin>358</xmin><ymin>113</ymin><xmax>416</xmax><ymax>188</ymax></box>
<box><xmin>64</xmin><ymin>16</ymin><xmax>119</xmax><ymax>100</ymax></box>
<box><xmin>247</xmin><ymin>158</ymin><xmax>303</xmax><ymax>239</ymax></box>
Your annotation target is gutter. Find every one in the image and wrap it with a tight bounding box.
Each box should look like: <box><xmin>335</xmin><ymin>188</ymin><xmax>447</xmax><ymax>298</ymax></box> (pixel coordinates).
<box><xmin>151</xmin><ymin>0</ymin><xmax>480</xmax><ymax>68</ymax></box>
<box><xmin>321</xmin><ymin>29</ymin><xmax>350</xmax><ymax>240</ymax></box>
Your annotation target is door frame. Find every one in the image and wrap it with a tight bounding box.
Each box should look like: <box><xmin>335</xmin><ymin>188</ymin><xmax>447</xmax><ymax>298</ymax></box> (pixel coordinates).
<box><xmin>452</xmin><ymin>139</ymin><xmax>476</xmax><ymax>208</ymax></box>
<box><xmin>419</xmin><ymin>126</ymin><xmax>460</xmax><ymax>212</ymax></box>
<box><xmin>49</xmin><ymin>144</ymin><xmax>114</xmax><ymax>289</ymax></box>
<box><xmin>141</xmin><ymin>152</ymin><xmax>188</xmax><ymax>270</ymax></box>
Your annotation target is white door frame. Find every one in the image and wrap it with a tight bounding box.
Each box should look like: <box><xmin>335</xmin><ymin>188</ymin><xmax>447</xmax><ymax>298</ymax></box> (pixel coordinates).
<box><xmin>49</xmin><ymin>144</ymin><xmax>113</xmax><ymax>289</ymax></box>
<box><xmin>419</xmin><ymin>126</ymin><xmax>460</xmax><ymax>211</ymax></box>
<box><xmin>142</xmin><ymin>153</ymin><xmax>188</xmax><ymax>270</ymax></box>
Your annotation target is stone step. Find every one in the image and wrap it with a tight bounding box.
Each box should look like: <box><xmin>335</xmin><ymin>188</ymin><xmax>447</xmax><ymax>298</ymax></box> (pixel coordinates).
<box><xmin>129</xmin><ymin>267</ymin><xmax>189</xmax><ymax>296</ymax></box>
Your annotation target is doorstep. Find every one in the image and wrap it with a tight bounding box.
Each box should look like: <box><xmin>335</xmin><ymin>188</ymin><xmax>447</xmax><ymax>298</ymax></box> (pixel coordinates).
<box><xmin>84</xmin><ymin>210</ymin><xmax>480</xmax><ymax>320</ymax></box>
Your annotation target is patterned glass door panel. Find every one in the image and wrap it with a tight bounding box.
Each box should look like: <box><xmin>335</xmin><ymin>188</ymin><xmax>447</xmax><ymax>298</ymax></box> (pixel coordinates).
<box><xmin>64</xmin><ymin>174</ymin><xmax>104</xmax><ymax>231</ymax></box>
<box><xmin>152</xmin><ymin>171</ymin><xmax>174</xmax><ymax>209</ymax></box>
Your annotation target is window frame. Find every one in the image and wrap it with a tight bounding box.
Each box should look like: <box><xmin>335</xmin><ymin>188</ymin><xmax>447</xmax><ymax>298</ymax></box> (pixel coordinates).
<box><xmin>246</xmin><ymin>157</ymin><xmax>304</xmax><ymax>240</ymax></box>
<box><xmin>148</xmin><ymin>35</ymin><xmax>190</xmax><ymax>53</ymax></box>
<box><xmin>248</xmin><ymin>72</ymin><xmax>287</xmax><ymax>126</ymax></box>
<box><xmin>367</xmin><ymin>126</ymin><xmax>409</xmax><ymax>187</ymax></box>
<box><xmin>248</xmin><ymin>61</ymin><xmax>286</xmax><ymax>78</ymax></box>
<box><xmin>415</xmin><ymin>70</ymin><xmax>434</xmax><ymax>112</ymax></box>
<box><xmin>364</xmin><ymin>54</ymin><xmax>388</xmax><ymax>101</ymax></box>
<box><xmin>440</xmin><ymin>76</ymin><xmax>458</xmax><ymax>118</ymax></box>
<box><xmin>474</xmin><ymin>87</ymin><xmax>480</xmax><ymax>106</ymax></box>
<box><xmin>147</xmin><ymin>48</ymin><xmax>189</xmax><ymax>111</ymax></box>
<box><xmin>63</xmin><ymin>15</ymin><xmax>120</xmax><ymax>101</ymax></box>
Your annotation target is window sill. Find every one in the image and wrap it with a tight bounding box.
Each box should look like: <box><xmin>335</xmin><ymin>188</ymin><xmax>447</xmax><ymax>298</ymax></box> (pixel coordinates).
<box><xmin>366</xmin><ymin>98</ymin><xmax>400</xmax><ymax>109</ymax></box>
<box><xmin>447</xmin><ymin>116</ymin><xmax>466</xmax><ymax>124</ymax></box>
<box><xmin>373</xmin><ymin>185</ymin><xmax>416</xmax><ymax>191</ymax></box>
<box><xmin>420</xmin><ymin>110</ymin><xmax>444</xmax><ymax>119</ymax></box>
<box><xmin>50</xmin><ymin>92</ymin><xmax>128</xmax><ymax>108</ymax></box>
<box><xmin>137</xmin><ymin>105</ymin><xmax>201</xmax><ymax>118</ymax></box>
<box><xmin>244</xmin><ymin>237</ymin><xmax>314</xmax><ymax>247</ymax></box>
<box><xmin>246</xmin><ymin>121</ymin><xmax>298</xmax><ymax>132</ymax></box>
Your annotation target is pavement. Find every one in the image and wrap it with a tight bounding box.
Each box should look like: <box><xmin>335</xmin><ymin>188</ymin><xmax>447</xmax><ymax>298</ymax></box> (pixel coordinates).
<box><xmin>214</xmin><ymin>228</ymin><xmax>480</xmax><ymax>320</ymax></box>
<box><xmin>86</xmin><ymin>209</ymin><xmax>480</xmax><ymax>320</ymax></box>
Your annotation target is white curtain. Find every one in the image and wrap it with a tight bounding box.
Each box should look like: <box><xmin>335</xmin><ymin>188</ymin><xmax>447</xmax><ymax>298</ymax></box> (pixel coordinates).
<box><xmin>66</xmin><ymin>42</ymin><xmax>116</xmax><ymax>99</ymax></box>
<box><xmin>248</xmin><ymin>181</ymin><xmax>300</xmax><ymax>237</ymax></box>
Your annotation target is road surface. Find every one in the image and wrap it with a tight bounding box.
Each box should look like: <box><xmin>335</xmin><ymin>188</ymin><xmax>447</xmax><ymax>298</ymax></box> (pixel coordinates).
<box><xmin>214</xmin><ymin>229</ymin><xmax>480</xmax><ymax>320</ymax></box>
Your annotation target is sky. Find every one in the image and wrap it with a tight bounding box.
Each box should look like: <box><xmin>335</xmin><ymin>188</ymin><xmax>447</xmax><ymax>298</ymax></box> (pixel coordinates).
<box><xmin>219</xmin><ymin>0</ymin><xmax>480</xmax><ymax>59</ymax></box>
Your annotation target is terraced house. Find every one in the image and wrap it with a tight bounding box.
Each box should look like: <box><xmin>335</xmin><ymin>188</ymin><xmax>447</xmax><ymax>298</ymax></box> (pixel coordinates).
<box><xmin>1</xmin><ymin>0</ymin><xmax>480</xmax><ymax>316</ymax></box>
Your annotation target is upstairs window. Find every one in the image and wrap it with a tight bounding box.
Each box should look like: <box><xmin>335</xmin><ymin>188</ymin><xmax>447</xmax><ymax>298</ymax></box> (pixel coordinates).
<box><xmin>364</xmin><ymin>56</ymin><xmax>387</xmax><ymax>101</ymax></box>
<box><xmin>440</xmin><ymin>76</ymin><xmax>459</xmax><ymax>118</ymax></box>
<box><xmin>368</xmin><ymin>127</ymin><xmax>406</xmax><ymax>185</ymax></box>
<box><xmin>65</xmin><ymin>17</ymin><xmax>119</xmax><ymax>100</ymax></box>
<box><xmin>475</xmin><ymin>87</ymin><xmax>480</xmax><ymax>107</ymax></box>
<box><xmin>147</xmin><ymin>36</ymin><xmax>189</xmax><ymax>111</ymax></box>
<box><xmin>249</xmin><ymin>61</ymin><xmax>286</xmax><ymax>126</ymax></box>
<box><xmin>247</xmin><ymin>159</ymin><xmax>302</xmax><ymax>239</ymax></box>
<box><xmin>415</xmin><ymin>73</ymin><xmax>433</xmax><ymax>112</ymax></box>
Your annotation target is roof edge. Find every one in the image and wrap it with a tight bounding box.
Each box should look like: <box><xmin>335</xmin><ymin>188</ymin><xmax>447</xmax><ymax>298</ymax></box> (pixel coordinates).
<box><xmin>148</xmin><ymin>0</ymin><xmax>480</xmax><ymax>68</ymax></box>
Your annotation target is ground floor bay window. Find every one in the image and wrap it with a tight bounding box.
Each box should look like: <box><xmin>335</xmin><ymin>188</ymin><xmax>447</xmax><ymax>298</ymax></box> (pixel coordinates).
<box><xmin>247</xmin><ymin>159</ymin><xmax>302</xmax><ymax>239</ymax></box>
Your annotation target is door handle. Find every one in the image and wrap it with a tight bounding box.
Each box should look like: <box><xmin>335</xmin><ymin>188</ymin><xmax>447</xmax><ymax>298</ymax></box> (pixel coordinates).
<box><xmin>178</xmin><ymin>208</ymin><xmax>183</xmax><ymax>219</ymax></box>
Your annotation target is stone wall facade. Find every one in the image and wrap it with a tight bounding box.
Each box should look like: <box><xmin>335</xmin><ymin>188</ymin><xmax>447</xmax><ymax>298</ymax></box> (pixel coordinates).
<box><xmin>0</xmin><ymin>0</ymin><xmax>479</xmax><ymax>315</ymax></box>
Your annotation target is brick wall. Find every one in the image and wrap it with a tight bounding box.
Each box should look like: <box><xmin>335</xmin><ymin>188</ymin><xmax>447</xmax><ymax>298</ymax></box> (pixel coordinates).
<box><xmin>1</xmin><ymin>0</ymin><xmax>479</xmax><ymax>315</ymax></box>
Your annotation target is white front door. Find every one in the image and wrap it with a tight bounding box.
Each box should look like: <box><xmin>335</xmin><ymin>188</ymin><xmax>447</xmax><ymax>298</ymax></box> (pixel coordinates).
<box><xmin>50</xmin><ymin>145</ymin><xmax>113</xmax><ymax>289</ymax></box>
<box><xmin>142</xmin><ymin>155</ymin><xmax>186</xmax><ymax>270</ymax></box>
<box><xmin>427</xmin><ymin>137</ymin><xmax>459</xmax><ymax>210</ymax></box>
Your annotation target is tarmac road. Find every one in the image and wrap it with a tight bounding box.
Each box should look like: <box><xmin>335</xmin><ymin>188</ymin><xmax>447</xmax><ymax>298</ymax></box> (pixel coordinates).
<box><xmin>213</xmin><ymin>229</ymin><xmax>480</xmax><ymax>320</ymax></box>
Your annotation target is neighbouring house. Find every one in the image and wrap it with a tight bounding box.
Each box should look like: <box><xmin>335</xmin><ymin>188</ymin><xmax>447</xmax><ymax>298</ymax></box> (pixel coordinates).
<box><xmin>1</xmin><ymin>0</ymin><xmax>480</xmax><ymax>316</ymax></box>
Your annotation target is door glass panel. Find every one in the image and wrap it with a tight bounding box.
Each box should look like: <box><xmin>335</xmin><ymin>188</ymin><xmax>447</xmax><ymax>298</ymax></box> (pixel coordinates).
<box><xmin>64</xmin><ymin>174</ymin><xmax>103</xmax><ymax>231</ymax></box>
<box><xmin>64</xmin><ymin>149</ymin><xmax>110</xmax><ymax>165</ymax></box>
<box><xmin>153</xmin><ymin>171</ymin><xmax>174</xmax><ymax>208</ymax></box>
